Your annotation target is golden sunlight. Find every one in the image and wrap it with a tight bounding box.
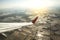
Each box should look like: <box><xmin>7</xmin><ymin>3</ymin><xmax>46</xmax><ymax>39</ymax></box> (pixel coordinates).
<box><xmin>21</xmin><ymin>0</ymin><xmax>54</xmax><ymax>17</ymax></box>
<box><xmin>29</xmin><ymin>8</ymin><xmax>49</xmax><ymax>17</ymax></box>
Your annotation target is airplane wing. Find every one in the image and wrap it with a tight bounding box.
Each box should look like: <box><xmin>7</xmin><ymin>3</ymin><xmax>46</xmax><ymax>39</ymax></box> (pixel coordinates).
<box><xmin>0</xmin><ymin>16</ymin><xmax>38</xmax><ymax>33</ymax></box>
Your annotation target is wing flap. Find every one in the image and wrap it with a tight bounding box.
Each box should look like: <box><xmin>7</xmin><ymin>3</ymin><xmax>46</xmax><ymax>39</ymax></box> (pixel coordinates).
<box><xmin>0</xmin><ymin>16</ymin><xmax>38</xmax><ymax>33</ymax></box>
<box><xmin>0</xmin><ymin>22</ymin><xmax>33</xmax><ymax>33</ymax></box>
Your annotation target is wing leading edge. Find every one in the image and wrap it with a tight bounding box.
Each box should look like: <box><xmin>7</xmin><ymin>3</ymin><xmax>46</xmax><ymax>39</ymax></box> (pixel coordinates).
<box><xmin>0</xmin><ymin>16</ymin><xmax>38</xmax><ymax>33</ymax></box>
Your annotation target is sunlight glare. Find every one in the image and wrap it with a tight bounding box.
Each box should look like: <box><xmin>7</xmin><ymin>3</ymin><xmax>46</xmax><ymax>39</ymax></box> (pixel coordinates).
<box><xmin>20</xmin><ymin>0</ymin><xmax>54</xmax><ymax>9</ymax></box>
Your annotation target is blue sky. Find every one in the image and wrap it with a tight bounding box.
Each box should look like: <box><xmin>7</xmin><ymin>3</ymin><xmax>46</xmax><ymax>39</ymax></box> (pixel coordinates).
<box><xmin>0</xmin><ymin>0</ymin><xmax>23</xmax><ymax>2</ymax></box>
<box><xmin>0</xmin><ymin>0</ymin><xmax>26</xmax><ymax>9</ymax></box>
<box><xmin>0</xmin><ymin>0</ymin><xmax>24</xmax><ymax>4</ymax></box>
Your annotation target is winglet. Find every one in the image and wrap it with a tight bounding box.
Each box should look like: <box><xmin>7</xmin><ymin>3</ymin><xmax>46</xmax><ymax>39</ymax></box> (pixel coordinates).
<box><xmin>32</xmin><ymin>16</ymin><xmax>38</xmax><ymax>24</ymax></box>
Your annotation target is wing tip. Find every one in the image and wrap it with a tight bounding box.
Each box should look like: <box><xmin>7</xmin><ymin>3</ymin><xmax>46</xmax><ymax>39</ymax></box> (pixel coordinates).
<box><xmin>32</xmin><ymin>16</ymin><xmax>38</xmax><ymax>24</ymax></box>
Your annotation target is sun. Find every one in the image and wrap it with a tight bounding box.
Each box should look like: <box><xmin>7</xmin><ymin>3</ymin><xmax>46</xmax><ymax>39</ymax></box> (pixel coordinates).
<box><xmin>22</xmin><ymin>0</ymin><xmax>54</xmax><ymax>17</ymax></box>
<box><xmin>19</xmin><ymin>0</ymin><xmax>54</xmax><ymax>9</ymax></box>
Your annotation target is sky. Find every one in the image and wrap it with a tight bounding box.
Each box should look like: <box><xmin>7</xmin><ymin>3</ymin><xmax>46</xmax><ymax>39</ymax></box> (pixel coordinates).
<box><xmin>0</xmin><ymin>0</ymin><xmax>60</xmax><ymax>22</ymax></box>
<box><xmin>0</xmin><ymin>0</ymin><xmax>60</xmax><ymax>9</ymax></box>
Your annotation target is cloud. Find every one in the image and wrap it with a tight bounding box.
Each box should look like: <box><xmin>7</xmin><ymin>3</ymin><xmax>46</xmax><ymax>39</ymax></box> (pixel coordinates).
<box><xmin>0</xmin><ymin>9</ymin><xmax>32</xmax><ymax>22</ymax></box>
